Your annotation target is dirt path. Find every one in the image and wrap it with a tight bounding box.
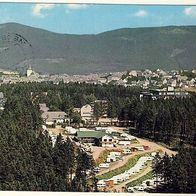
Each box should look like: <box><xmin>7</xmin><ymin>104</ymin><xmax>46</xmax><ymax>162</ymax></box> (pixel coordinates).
<box><xmin>110</xmin><ymin>126</ymin><xmax>126</xmax><ymax>133</ymax></box>
<box><xmin>48</xmin><ymin>126</ymin><xmax>65</xmax><ymax>135</ymax></box>
<box><xmin>114</xmin><ymin>165</ymin><xmax>152</xmax><ymax>192</ymax></box>
<box><xmin>97</xmin><ymin>136</ymin><xmax>177</xmax><ymax>177</ymax></box>
<box><xmin>135</xmin><ymin>137</ymin><xmax>177</xmax><ymax>156</ymax></box>
<box><xmin>97</xmin><ymin>150</ymin><xmax>152</xmax><ymax>176</ymax></box>
<box><xmin>106</xmin><ymin>127</ymin><xmax>177</xmax><ymax>156</ymax></box>
<box><xmin>92</xmin><ymin>146</ymin><xmax>106</xmax><ymax>160</ymax></box>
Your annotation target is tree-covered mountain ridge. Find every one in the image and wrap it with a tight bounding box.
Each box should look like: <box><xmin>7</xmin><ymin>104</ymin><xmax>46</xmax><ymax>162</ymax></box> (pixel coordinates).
<box><xmin>0</xmin><ymin>23</ymin><xmax>196</xmax><ymax>74</ymax></box>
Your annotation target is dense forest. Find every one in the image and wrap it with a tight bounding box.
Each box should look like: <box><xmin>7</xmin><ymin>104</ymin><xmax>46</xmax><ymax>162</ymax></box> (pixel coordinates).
<box><xmin>0</xmin><ymin>81</ymin><xmax>195</xmax><ymax>192</ymax></box>
<box><xmin>0</xmin><ymin>81</ymin><xmax>142</xmax><ymax>118</ymax></box>
<box><xmin>127</xmin><ymin>96</ymin><xmax>196</xmax><ymax>147</ymax></box>
<box><xmin>152</xmin><ymin>147</ymin><xmax>196</xmax><ymax>193</ymax></box>
<box><xmin>1</xmin><ymin>81</ymin><xmax>194</xmax><ymax>147</ymax></box>
<box><xmin>0</xmin><ymin>87</ymin><xmax>97</xmax><ymax>191</ymax></box>
<box><xmin>1</xmin><ymin>23</ymin><xmax>196</xmax><ymax>74</ymax></box>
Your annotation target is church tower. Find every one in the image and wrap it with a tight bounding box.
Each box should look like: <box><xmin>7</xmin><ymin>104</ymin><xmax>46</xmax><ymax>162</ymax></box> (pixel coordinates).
<box><xmin>27</xmin><ymin>65</ymin><xmax>33</xmax><ymax>77</ymax></box>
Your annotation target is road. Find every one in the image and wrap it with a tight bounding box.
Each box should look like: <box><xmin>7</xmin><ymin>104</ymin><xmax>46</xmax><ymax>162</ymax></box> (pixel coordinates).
<box><xmin>97</xmin><ymin>136</ymin><xmax>177</xmax><ymax>177</ymax></box>
<box><xmin>135</xmin><ymin>137</ymin><xmax>177</xmax><ymax>156</ymax></box>
<box><xmin>97</xmin><ymin>150</ymin><xmax>152</xmax><ymax>176</ymax></box>
<box><xmin>92</xmin><ymin>146</ymin><xmax>107</xmax><ymax>160</ymax></box>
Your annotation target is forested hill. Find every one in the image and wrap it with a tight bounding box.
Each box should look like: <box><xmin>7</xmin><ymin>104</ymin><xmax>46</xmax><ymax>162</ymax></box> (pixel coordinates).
<box><xmin>0</xmin><ymin>85</ymin><xmax>97</xmax><ymax>191</ymax></box>
<box><xmin>0</xmin><ymin>82</ymin><xmax>195</xmax><ymax>192</ymax></box>
<box><xmin>0</xmin><ymin>23</ymin><xmax>196</xmax><ymax>74</ymax></box>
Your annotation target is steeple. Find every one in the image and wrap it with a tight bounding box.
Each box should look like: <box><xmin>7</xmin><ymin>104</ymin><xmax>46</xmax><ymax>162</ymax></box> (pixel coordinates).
<box><xmin>27</xmin><ymin>65</ymin><xmax>33</xmax><ymax>77</ymax></box>
<box><xmin>28</xmin><ymin>65</ymin><xmax>32</xmax><ymax>70</ymax></box>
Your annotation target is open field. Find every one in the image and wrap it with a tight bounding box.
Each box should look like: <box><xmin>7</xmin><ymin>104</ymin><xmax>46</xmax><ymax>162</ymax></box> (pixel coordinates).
<box><xmin>48</xmin><ymin>125</ymin><xmax>65</xmax><ymax>135</ymax></box>
<box><xmin>92</xmin><ymin>146</ymin><xmax>108</xmax><ymax>161</ymax></box>
<box><xmin>94</xmin><ymin>148</ymin><xmax>111</xmax><ymax>166</ymax></box>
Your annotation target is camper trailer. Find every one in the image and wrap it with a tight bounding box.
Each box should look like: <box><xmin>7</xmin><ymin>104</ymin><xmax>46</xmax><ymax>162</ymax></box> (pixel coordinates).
<box><xmin>99</xmin><ymin>163</ymin><xmax>110</xmax><ymax>168</ymax></box>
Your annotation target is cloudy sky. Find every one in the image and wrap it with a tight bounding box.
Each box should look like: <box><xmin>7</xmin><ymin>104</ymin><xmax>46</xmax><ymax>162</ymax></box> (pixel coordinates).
<box><xmin>0</xmin><ymin>3</ymin><xmax>196</xmax><ymax>34</ymax></box>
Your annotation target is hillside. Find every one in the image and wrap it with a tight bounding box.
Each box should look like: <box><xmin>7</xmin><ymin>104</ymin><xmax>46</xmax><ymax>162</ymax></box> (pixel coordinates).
<box><xmin>0</xmin><ymin>23</ymin><xmax>196</xmax><ymax>74</ymax></box>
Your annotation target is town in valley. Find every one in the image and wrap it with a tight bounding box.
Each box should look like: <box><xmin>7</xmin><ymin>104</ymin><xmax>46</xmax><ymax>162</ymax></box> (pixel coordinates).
<box><xmin>0</xmin><ymin>3</ymin><xmax>196</xmax><ymax>194</ymax></box>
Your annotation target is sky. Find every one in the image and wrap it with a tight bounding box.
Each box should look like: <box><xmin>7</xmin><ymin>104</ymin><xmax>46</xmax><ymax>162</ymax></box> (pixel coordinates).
<box><xmin>0</xmin><ymin>3</ymin><xmax>196</xmax><ymax>34</ymax></box>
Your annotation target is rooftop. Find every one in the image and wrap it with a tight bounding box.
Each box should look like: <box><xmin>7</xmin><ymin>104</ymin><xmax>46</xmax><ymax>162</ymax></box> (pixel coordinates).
<box><xmin>41</xmin><ymin>111</ymin><xmax>67</xmax><ymax>120</ymax></box>
<box><xmin>77</xmin><ymin>131</ymin><xmax>106</xmax><ymax>139</ymax></box>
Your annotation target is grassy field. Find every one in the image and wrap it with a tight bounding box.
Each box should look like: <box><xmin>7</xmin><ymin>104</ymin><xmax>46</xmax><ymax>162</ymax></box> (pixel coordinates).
<box><xmin>97</xmin><ymin>153</ymin><xmax>150</xmax><ymax>180</ymax></box>
<box><xmin>126</xmin><ymin>170</ymin><xmax>154</xmax><ymax>187</ymax></box>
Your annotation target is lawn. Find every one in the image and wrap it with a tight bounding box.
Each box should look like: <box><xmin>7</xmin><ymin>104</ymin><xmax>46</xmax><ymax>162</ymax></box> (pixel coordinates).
<box><xmin>126</xmin><ymin>170</ymin><xmax>154</xmax><ymax>187</ymax></box>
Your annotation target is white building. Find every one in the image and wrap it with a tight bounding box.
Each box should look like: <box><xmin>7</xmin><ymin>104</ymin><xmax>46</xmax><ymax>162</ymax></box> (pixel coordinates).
<box><xmin>101</xmin><ymin>135</ymin><xmax>115</xmax><ymax>148</ymax></box>
<box><xmin>162</xmin><ymin>79</ymin><xmax>167</xmax><ymax>85</ymax></box>
<box><xmin>41</xmin><ymin>111</ymin><xmax>69</xmax><ymax>125</ymax></box>
<box><xmin>27</xmin><ymin>65</ymin><xmax>33</xmax><ymax>77</ymax></box>
<box><xmin>80</xmin><ymin>104</ymin><xmax>93</xmax><ymax>121</ymax></box>
<box><xmin>129</xmin><ymin>70</ymin><xmax>137</xmax><ymax>77</ymax></box>
<box><xmin>65</xmin><ymin>126</ymin><xmax>78</xmax><ymax>134</ymax></box>
<box><xmin>192</xmin><ymin>69</ymin><xmax>196</xmax><ymax>74</ymax></box>
<box><xmin>171</xmin><ymin>79</ymin><xmax>177</xmax><ymax>87</ymax></box>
